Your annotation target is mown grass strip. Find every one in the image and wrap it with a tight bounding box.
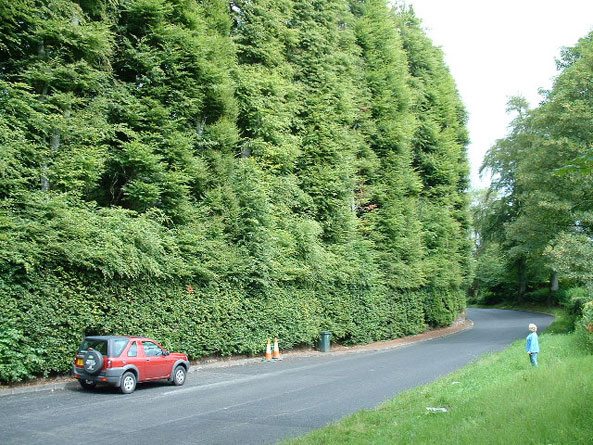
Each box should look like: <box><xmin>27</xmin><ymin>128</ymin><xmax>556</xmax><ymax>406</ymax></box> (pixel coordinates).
<box><xmin>284</xmin><ymin>332</ymin><xmax>593</xmax><ymax>445</ymax></box>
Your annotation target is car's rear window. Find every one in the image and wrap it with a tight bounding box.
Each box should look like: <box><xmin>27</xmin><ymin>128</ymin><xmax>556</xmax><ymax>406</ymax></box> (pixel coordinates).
<box><xmin>79</xmin><ymin>338</ymin><xmax>128</xmax><ymax>357</ymax></box>
<box><xmin>79</xmin><ymin>339</ymin><xmax>107</xmax><ymax>355</ymax></box>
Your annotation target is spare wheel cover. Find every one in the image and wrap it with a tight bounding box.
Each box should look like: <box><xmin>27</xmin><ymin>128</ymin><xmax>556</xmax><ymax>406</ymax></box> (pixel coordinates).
<box><xmin>84</xmin><ymin>349</ymin><xmax>104</xmax><ymax>375</ymax></box>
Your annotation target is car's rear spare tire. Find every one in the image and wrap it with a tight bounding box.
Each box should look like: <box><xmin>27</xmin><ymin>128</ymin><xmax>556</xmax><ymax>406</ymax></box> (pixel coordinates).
<box><xmin>83</xmin><ymin>349</ymin><xmax>104</xmax><ymax>375</ymax></box>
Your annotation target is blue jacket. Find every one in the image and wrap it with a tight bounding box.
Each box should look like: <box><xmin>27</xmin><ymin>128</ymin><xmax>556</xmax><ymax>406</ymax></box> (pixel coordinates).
<box><xmin>526</xmin><ymin>332</ymin><xmax>539</xmax><ymax>353</ymax></box>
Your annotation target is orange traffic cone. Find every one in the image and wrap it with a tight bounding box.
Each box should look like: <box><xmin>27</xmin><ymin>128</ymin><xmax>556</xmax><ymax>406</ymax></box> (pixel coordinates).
<box><xmin>272</xmin><ymin>337</ymin><xmax>281</xmax><ymax>360</ymax></box>
<box><xmin>263</xmin><ymin>339</ymin><xmax>272</xmax><ymax>361</ymax></box>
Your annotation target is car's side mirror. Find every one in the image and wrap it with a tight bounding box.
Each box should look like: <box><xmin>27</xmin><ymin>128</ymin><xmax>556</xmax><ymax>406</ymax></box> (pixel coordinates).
<box><xmin>163</xmin><ymin>350</ymin><xmax>170</xmax><ymax>356</ymax></box>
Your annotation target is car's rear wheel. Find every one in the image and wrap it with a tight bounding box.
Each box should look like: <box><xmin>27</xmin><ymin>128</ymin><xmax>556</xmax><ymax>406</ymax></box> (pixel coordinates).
<box><xmin>120</xmin><ymin>372</ymin><xmax>137</xmax><ymax>394</ymax></box>
<box><xmin>79</xmin><ymin>379</ymin><xmax>97</xmax><ymax>390</ymax></box>
<box><xmin>172</xmin><ymin>366</ymin><xmax>186</xmax><ymax>386</ymax></box>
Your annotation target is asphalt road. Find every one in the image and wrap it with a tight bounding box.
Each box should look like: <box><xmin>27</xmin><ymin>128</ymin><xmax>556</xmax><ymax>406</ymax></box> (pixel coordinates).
<box><xmin>0</xmin><ymin>308</ymin><xmax>553</xmax><ymax>445</ymax></box>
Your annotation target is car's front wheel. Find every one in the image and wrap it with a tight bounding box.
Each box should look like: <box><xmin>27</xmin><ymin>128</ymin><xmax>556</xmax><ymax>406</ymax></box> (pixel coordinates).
<box><xmin>172</xmin><ymin>366</ymin><xmax>186</xmax><ymax>386</ymax></box>
<box><xmin>120</xmin><ymin>372</ymin><xmax>137</xmax><ymax>394</ymax></box>
<box><xmin>79</xmin><ymin>379</ymin><xmax>97</xmax><ymax>390</ymax></box>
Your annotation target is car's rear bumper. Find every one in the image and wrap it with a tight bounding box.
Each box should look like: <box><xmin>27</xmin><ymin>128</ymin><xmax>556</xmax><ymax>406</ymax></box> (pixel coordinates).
<box><xmin>72</xmin><ymin>366</ymin><xmax>125</xmax><ymax>385</ymax></box>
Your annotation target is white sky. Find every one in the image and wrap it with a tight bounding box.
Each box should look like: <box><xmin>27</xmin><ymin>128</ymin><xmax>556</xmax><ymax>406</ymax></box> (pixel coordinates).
<box><xmin>401</xmin><ymin>0</ymin><xmax>593</xmax><ymax>189</ymax></box>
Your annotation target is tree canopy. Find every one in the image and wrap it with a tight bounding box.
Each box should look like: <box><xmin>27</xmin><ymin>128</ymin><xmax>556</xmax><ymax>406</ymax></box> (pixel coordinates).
<box><xmin>474</xmin><ymin>30</ymin><xmax>593</xmax><ymax>305</ymax></box>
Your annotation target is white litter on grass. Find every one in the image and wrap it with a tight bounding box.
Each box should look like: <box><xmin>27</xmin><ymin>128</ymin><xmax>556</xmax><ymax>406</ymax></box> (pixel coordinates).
<box><xmin>426</xmin><ymin>407</ymin><xmax>448</xmax><ymax>413</ymax></box>
<box><xmin>451</xmin><ymin>381</ymin><xmax>461</xmax><ymax>385</ymax></box>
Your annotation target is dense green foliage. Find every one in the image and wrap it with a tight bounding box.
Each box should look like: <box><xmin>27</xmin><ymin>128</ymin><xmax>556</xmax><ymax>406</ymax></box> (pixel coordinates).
<box><xmin>473</xmin><ymin>31</ymin><xmax>593</xmax><ymax>348</ymax></box>
<box><xmin>285</xmin><ymin>330</ymin><xmax>593</xmax><ymax>445</ymax></box>
<box><xmin>577</xmin><ymin>301</ymin><xmax>593</xmax><ymax>352</ymax></box>
<box><xmin>0</xmin><ymin>0</ymin><xmax>470</xmax><ymax>382</ymax></box>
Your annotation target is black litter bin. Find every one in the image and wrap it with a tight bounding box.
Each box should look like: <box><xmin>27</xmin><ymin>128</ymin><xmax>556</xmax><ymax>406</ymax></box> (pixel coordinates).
<box><xmin>318</xmin><ymin>331</ymin><xmax>331</xmax><ymax>352</ymax></box>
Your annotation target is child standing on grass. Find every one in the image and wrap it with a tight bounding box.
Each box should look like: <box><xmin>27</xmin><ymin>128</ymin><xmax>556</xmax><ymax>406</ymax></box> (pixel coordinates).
<box><xmin>526</xmin><ymin>323</ymin><xmax>539</xmax><ymax>367</ymax></box>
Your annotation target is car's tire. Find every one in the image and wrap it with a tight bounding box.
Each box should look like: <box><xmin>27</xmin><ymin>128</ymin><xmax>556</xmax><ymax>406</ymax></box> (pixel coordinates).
<box><xmin>83</xmin><ymin>349</ymin><xmax>104</xmax><ymax>375</ymax></box>
<box><xmin>79</xmin><ymin>379</ymin><xmax>97</xmax><ymax>390</ymax></box>
<box><xmin>172</xmin><ymin>366</ymin><xmax>186</xmax><ymax>386</ymax></box>
<box><xmin>120</xmin><ymin>372</ymin><xmax>137</xmax><ymax>394</ymax></box>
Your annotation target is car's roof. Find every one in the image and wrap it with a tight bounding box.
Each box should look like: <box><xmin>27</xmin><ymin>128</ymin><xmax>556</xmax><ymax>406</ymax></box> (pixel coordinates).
<box><xmin>83</xmin><ymin>335</ymin><xmax>130</xmax><ymax>341</ymax></box>
<box><xmin>83</xmin><ymin>335</ymin><xmax>153</xmax><ymax>341</ymax></box>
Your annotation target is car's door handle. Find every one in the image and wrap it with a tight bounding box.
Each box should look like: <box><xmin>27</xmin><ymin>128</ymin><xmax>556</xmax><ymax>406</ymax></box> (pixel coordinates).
<box><xmin>146</xmin><ymin>359</ymin><xmax>150</xmax><ymax>362</ymax></box>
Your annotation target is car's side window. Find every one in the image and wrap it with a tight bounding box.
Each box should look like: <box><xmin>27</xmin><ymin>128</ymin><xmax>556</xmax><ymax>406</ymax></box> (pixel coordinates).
<box><xmin>142</xmin><ymin>341</ymin><xmax>163</xmax><ymax>357</ymax></box>
<box><xmin>113</xmin><ymin>339</ymin><xmax>129</xmax><ymax>357</ymax></box>
<box><xmin>128</xmin><ymin>341</ymin><xmax>137</xmax><ymax>357</ymax></box>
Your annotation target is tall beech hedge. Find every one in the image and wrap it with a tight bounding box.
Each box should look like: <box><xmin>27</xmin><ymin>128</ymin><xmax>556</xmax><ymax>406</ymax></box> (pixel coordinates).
<box><xmin>0</xmin><ymin>0</ymin><xmax>470</xmax><ymax>382</ymax></box>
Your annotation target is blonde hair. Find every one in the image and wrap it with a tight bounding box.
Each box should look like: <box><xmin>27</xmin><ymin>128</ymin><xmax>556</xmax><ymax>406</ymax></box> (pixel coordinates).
<box><xmin>529</xmin><ymin>323</ymin><xmax>537</xmax><ymax>331</ymax></box>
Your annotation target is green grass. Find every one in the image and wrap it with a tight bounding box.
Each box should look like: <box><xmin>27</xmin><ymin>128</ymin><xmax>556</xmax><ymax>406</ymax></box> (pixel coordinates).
<box><xmin>284</xmin><ymin>331</ymin><xmax>593</xmax><ymax>445</ymax></box>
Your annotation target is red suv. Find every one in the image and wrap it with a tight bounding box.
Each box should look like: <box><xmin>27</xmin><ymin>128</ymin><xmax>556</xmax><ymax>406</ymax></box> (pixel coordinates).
<box><xmin>73</xmin><ymin>336</ymin><xmax>190</xmax><ymax>394</ymax></box>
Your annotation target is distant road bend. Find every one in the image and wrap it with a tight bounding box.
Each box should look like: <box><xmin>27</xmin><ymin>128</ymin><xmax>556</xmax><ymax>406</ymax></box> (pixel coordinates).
<box><xmin>0</xmin><ymin>308</ymin><xmax>554</xmax><ymax>445</ymax></box>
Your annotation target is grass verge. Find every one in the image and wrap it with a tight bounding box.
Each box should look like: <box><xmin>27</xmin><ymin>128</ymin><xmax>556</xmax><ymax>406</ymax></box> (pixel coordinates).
<box><xmin>284</xmin><ymin>318</ymin><xmax>592</xmax><ymax>444</ymax></box>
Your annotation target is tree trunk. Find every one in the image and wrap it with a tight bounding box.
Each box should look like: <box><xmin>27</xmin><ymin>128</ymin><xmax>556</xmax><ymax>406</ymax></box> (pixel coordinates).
<box><xmin>40</xmin><ymin>11</ymin><xmax>79</xmax><ymax>191</ymax></box>
<box><xmin>518</xmin><ymin>257</ymin><xmax>527</xmax><ymax>301</ymax></box>
<box><xmin>38</xmin><ymin>41</ymin><xmax>51</xmax><ymax>191</ymax></box>
<box><xmin>548</xmin><ymin>271</ymin><xmax>559</xmax><ymax>307</ymax></box>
